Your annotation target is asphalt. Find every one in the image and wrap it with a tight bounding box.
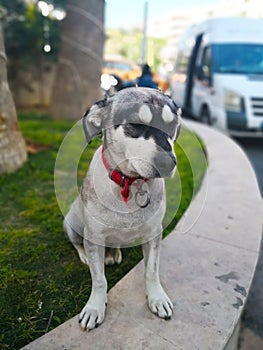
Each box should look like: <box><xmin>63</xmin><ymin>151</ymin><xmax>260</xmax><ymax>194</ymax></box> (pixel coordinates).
<box><xmin>235</xmin><ymin>137</ymin><xmax>263</xmax><ymax>349</ymax></box>
<box><xmin>236</xmin><ymin>137</ymin><xmax>263</xmax><ymax>197</ymax></box>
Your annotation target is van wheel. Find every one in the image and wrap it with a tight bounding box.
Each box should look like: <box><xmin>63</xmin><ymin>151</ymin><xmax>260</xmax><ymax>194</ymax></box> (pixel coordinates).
<box><xmin>200</xmin><ymin>106</ymin><xmax>212</xmax><ymax>125</ymax></box>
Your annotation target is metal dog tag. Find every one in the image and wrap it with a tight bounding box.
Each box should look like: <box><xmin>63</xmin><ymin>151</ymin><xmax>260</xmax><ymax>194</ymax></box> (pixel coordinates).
<box><xmin>135</xmin><ymin>184</ymin><xmax>151</xmax><ymax>208</ymax></box>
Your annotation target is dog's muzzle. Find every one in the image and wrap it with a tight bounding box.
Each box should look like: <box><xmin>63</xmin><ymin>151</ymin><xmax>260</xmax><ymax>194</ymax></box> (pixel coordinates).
<box><xmin>153</xmin><ymin>152</ymin><xmax>177</xmax><ymax>177</ymax></box>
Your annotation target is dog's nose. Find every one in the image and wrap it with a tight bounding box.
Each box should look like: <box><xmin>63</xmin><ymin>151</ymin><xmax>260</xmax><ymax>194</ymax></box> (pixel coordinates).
<box><xmin>154</xmin><ymin>152</ymin><xmax>176</xmax><ymax>177</ymax></box>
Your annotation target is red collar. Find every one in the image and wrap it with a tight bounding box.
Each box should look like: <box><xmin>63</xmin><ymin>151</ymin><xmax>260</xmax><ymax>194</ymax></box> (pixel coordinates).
<box><xmin>101</xmin><ymin>147</ymin><xmax>147</xmax><ymax>203</ymax></box>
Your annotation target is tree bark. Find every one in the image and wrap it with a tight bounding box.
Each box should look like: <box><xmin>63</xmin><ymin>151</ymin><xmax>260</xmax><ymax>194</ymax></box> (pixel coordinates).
<box><xmin>0</xmin><ymin>19</ymin><xmax>27</xmax><ymax>173</ymax></box>
<box><xmin>50</xmin><ymin>0</ymin><xmax>105</xmax><ymax>120</ymax></box>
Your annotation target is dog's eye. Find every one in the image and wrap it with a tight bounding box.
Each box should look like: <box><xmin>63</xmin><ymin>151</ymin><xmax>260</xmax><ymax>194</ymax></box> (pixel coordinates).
<box><xmin>123</xmin><ymin>123</ymin><xmax>146</xmax><ymax>138</ymax></box>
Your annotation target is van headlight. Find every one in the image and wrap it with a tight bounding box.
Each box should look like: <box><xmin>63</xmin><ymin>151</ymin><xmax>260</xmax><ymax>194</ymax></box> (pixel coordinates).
<box><xmin>224</xmin><ymin>90</ymin><xmax>244</xmax><ymax>113</ymax></box>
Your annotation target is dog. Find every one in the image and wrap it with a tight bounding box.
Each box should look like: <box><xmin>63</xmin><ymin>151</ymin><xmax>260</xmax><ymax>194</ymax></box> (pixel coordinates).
<box><xmin>63</xmin><ymin>87</ymin><xmax>181</xmax><ymax>331</ymax></box>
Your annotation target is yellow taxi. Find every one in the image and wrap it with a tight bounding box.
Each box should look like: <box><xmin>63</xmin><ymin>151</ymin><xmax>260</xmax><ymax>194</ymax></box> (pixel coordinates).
<box><xmin>102</xmin><ymin>55</ymin><xmax>141</xmax><ymax>82</ymax></box>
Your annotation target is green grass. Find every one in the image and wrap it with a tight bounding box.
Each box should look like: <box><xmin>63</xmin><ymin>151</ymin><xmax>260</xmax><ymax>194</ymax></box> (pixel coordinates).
<box><xmin>0</xmin><ymin>113</ymin><xmax>207</xmax><ymax>349</ymax></box>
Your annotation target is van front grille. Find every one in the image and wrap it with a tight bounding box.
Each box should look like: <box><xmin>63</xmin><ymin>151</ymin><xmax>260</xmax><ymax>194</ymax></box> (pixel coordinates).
<box><xmin>251</xmin><ymin>97</ymin><xmax>263</xmax><ymax>117</ymax></box>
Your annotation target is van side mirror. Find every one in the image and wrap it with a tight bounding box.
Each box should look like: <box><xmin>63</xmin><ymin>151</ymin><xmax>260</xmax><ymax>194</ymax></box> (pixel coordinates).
<box><xmin>196</xmin><ymin>65</ymin><xmax>205</xmax><ymax>80</ymax></box>
<box><xmin>196</xmin><ymin>65</ymin><xmax>212</xmax><ymax>86</ymax></box>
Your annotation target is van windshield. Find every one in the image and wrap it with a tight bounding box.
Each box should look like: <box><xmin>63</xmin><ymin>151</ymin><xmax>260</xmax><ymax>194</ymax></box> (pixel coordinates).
<box><xmin>212</xmin><ymin>44</ymin><xmax>263</xmax><ymax>74</ymax></box>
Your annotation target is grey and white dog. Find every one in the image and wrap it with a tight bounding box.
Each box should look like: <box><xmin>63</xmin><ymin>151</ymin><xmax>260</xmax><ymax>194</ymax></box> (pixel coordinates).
<box><xmin>63</xmin><ymin>87</ymin><xmax>181</xmax><ymax>331</ymax></box>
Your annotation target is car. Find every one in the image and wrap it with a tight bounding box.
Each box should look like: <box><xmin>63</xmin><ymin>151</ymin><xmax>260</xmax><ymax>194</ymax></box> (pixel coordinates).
<box><xmin>102</xmin><ymin>55</ymin><xmax>141</xmax><ymax>87</ymax></box>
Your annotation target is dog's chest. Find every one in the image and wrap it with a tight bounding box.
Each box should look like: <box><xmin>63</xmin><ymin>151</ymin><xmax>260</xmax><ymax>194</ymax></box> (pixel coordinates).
<box><xmin>82</xmin><ymin>174</ymin><xmax>165</xmax><ymax>224</ymax></box>
<box><xmin>79</xmin><ymin>147</ymin><xmax>167</xmax><ymax>246</ymax></box>
<box><xmin>81</xmin><ymin>175</ymin><xmax>166</xmax><ymax>247</ymax></box>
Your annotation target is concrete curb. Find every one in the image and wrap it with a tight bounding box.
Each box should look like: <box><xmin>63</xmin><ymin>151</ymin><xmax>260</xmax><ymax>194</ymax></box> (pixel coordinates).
<box><xmin>22</xmin><ymin>121</ymin><xmax>263</xmax><ymax>350</ymax></box>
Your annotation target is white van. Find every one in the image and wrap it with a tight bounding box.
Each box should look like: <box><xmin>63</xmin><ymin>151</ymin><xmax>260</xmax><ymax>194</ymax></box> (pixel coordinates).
<box><xmin>170</xmin><ymin>17</ymin><xmax>263</xmax><ymax>136</ymax></box>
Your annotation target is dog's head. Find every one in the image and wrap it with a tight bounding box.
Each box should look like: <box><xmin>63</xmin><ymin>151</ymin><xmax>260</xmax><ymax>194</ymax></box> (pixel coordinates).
<box><xmin>83</xmin><ymin>87</ymin><xmax>181</xmax><ymax>178</ymax></box>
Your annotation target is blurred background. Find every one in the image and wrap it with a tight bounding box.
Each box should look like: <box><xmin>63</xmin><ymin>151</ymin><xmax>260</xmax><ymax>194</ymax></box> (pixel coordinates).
<box><xmin>2</xmin><ymin>0</ymin><xmax>263</xmax><ymax>117</ymax></box>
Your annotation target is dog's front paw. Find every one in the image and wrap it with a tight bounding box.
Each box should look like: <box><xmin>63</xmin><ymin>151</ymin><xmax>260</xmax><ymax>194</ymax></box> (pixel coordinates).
<box><xmin>147</xmin><ymin>289</ymin><xmax>173</xmax><ymax>320</ymax></box>
<box><xmin>79</xmin><ymin>300</ymin><xmax>106</xmax><ymax>331</ymax></box>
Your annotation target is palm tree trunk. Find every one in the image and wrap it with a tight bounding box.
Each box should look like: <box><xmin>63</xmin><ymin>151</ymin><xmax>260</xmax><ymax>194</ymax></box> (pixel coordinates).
<box><xmin>0</xmin><ymin>19</ymin><xmax>27</xmax><ymax>173</ymax></box>
<box><xmin>50</xmin><ymin>0</ymin><xmax>105</xmax><ymax>120</ymax></box>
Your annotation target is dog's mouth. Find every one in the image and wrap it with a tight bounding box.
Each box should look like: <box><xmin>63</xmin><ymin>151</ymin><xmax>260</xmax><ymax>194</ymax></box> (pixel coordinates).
<box><xmin>128</xmin><ymin>160</ymin><xmax>159</xmax><ymax>178</ymax></box>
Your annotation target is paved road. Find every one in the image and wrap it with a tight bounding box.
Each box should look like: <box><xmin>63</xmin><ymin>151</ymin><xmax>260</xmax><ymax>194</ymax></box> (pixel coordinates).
<box><xmin>236</xmin><ymin>138</ymin><xmax>263</xmax><ymax>196</ymax></box>
<box><xmin>234</xmin><ymin>137</ymin><xmax>263</xmax><ymax>349</ymax></box>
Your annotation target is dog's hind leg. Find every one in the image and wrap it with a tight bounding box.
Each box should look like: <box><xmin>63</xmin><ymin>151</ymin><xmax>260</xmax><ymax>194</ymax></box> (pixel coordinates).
<box><xmin>63</xmin><ymin>217</ymin><xmax>88</xmax><ymax>265</ymax></box>
<box><xmin>105</xmin><ymin>247</ymin><xmax>122</xmax><ymax>265</ymax></box>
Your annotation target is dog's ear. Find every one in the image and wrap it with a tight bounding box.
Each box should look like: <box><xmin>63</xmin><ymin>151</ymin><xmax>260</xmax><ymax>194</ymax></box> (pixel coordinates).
<box><xmin>175</xmin><ymin>107</ymin><xmax>182</xmax><ymax>140</ymax></box>
<box><xmin>82</xmin><ymin>99</ymin><xmax>108</xmax><ymax>143</ymax></box>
